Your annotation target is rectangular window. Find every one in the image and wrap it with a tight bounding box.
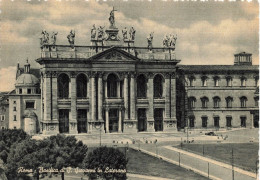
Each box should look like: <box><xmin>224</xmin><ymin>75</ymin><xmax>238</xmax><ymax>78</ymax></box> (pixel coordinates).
<box><xmin>13</xmin><ymin>107</ymin><xmax>16</xmax><ymax>111</ymax></box>
<box><xmin>27</xmin><ymin>89</ymin><xmax>32</xmax><ymax>94</ymax></box>
<box><xmin>14</xmin><ymin>115</ymin><xmax>16</xmax><ymax>121</ymax></box>
<box><xmin>240</xmin><ymin>117</ymin><xmax>246</xmax><ymax>127</ymax></box>
<box><xmin>202</xmin><ymin>117</ymin><xmax>207</xmax><ymax>127</ymax></box>
<box><xmin>214</xmin><ymin>117</ymin><xmax>219</xmax><ymax>127</ymax></box>
<box><xmin>13</xmin><ymin>101</ymin><xmax>16</xmax><ymax>104</ymax></box>
<box><xmin>189</xmin><ymin>79</ymin><xmax>193</xmax><ymax>87</ymax></box>
<box><xmin>19</xmin><ymin>88</ymin><xmax>22</xmax><ymax>94</ymax></box>
<box><xmin>226</xmin><ymin>117</ymin><xmax>232</xmax><ymax>127</ymax></box>
<box><xmin>26</xmin><ymin>101</ymin><xmax>35</xmax><ymax>109</ymax></box>
<box><xmin>189</xmin><ymin>117</ymin><xmax>195</xmax><ymax>128</ymax></box>
<box><xmin>1</xmin><ymin>115</ymin><xmax>5</xmax><ymax>121</ymax></box>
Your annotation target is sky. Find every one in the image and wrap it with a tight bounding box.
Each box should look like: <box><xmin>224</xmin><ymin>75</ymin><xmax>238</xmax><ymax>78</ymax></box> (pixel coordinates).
<box><xmin>0</xmin><ymin>0</ymin><xmax>259</xmax><ymax>91</ymax></box>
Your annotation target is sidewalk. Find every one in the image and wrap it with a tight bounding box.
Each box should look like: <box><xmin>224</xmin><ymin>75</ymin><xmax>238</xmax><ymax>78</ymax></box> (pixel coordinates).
<box><xmin>132</xmin><ymin>145</ymin><xmax>257</xmax><ymax>180</ymax></box>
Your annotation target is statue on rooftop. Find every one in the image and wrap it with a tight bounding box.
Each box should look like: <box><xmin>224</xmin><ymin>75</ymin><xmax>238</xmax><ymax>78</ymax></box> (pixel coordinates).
<box><xmin>169</xmin><ymin>34</ymin><xmax>177</xmax><ymax>49</ymax></box>
<box><xmin>147</xmin><ymin>32</ymin><xmax>154</xmax><ymax>50</ymax></box>
<box><xmin>122</xmin><ymin>27</ymin><xmax>128</xmax><ymax>40</ymax></box>
<box><xmin>97</xmin><ymin>26</ymin><xmax>105</xmax><ymax>40</ymax></box>
<box><xmin>109</xmin><ymin>7</ymin><xmax>117</xmax><ymax>28</ymax></box>
<box><xmin>67</xmin><ymin>30</ymin><xmax>75</xmax><ymax>46</ymax></box>
<box><xmin>50</xmin><ymin>32</ymin><xmax>58</xmax><ymax>45</ymax></box>
<box><xmin>40</xmin><ymin>30</ymin><xmax>49</xmax><ymax>46</ymax></box>
<box><xmin>163</xmin><ymin>34</ymin><xmax>170</xmax><ymax>47</ymax></box>
<box><xmin>129</xmin><ymin>27</ymin><xmax>136</xmax><ymax>41</ymax></box>
<box><xmin>91</xmin><ymin>24</ymin><xmax>96</xmax><ymax>39</ymax></box>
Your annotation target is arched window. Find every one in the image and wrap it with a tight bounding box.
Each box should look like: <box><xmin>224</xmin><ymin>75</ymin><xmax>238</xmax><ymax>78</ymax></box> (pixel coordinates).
<box><xmin>137</xmin><ymin>74</ymin><xmax>147</xmax><ymax>98</ymax></box>
<box><xmin>76</xmin><ymin>74</ymin><xmax>88</xmax><ymax>98</ymax></box>
<box><xmin>226</xmin><ymin>76</ymin><xmax>232</xmax><ymax>87</ymax></box>
<box><xmin>188</xmin><ymin>76</ymin><xmax>195</xmax><ymax>87</ymax></box>
<box><xmin>213</xmin><ymin>76</ymin><xmax>220</xmax><ymax>87</ymax></box>
<box><xmin>58</xmin><ymin>73</ymin><xmax>70</xmax><ymax>99</ymax></box>
<box><xmin>201</xmin><ymin>76</ymin><xmax>208</xmax><ymax>87</ymax></box>
<box><xmin>107</xmin><ymin>74</ymin><xmax>118</xmax><ymax>98</ymax></box>
<box><xmin>225</xmin><ymin>96</ymin><xmax>233</xmax><ymax>108</ymax></box>
<box><xmin>188</xmin><ymin>97</ymin><xmax>196</xmax><ymax>109</ymax></box>
<box><xmin>154</xmin><ymin>74</ymin><xmax>164</xmax><ymax>98</ymax></box>
<box><xmin>213</xmin><ymin>96</ymin><xmax>221</xmax><ymax>108</ymax></box>
<box><xmin>240</xmin><ymin>96</ymin><xmax>247</xmax><ymax>107</ymax></box>
<box><xmin>201</xmin><ymin>96</ymin><xmax>209</xmax><ymax>108</ymax></box>
<box><xmin>240</xmin><ymin>77</ymin><xmax>247</xmax><ymax>87</ymax></box>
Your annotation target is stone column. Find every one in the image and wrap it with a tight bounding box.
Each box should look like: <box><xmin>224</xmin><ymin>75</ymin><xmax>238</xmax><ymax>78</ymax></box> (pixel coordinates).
<box><xmin>130</xmin><ymin>73</ymin><xmax>136</xmax><ymax>120</ymax></box>
<box><xmin>170</xmin><ymin>72</ymin><xmax>177</xmax><ymax>130</ymax></box>
<box><xmin>105</xmin><ymin>107</ymin><xmax>109</xmax><ymax>133</ymax></box>
<box><xmin>118</xmin><ymin>108</ymin><xmax>122</xmax><ymax>133</ymax></box>
<box><xmin>91</xmin><ymin>73</ymin><xmax>96</xmax><ymax>122</ymax></box>
<box><xmin>147</xmin><ymin>73</ymin><xmax>155</xmax><ymax>132</ymax></box>
<box><xmin>124</xmin><ymin>73</ymin><xmax>129</xmax><ymax>120</ymax></box>
<box><xmin>104</xmin><ymin>81</ymin><xmax>107</xmax><ymax>98</ymax></box>
<box><xmin>52</xmin><ymin>72</ymin><xmax>58</xmax><ymax>122</ymax></box>
<box><xmin>70</xmin><ymin>72</ymin><xmax>78</xmax><ymax>134</ymax></box>
<box><xmin>124</xmin><ymin>72</ymin><xmax>137</xmax><ymax>133</ymax></box>
<box><xmin>117</xmin><ymin>81</ymin><xmax>121</xmax><ymax>98</ymax></box>
<box><xmin>164</xmin><ymin>73</ymin><xmax>171</xmax><ymax>120</ymax></box>
<box><xmin>98</xmin><ymin>73</ymin><xmax>103</xmax><ymax>121</ymax></box>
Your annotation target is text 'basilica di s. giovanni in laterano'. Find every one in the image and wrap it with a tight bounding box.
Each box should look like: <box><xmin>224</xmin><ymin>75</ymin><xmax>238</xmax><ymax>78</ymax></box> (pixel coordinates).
<box><xmin>1</xmin><ymin>9</ymin><xmax>259</xmax><ymax>135</ymax></box>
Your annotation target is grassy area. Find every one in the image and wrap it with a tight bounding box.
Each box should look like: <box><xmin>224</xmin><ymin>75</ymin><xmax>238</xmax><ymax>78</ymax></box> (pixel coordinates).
<box><xmin>176</xmin><ymin>143</ymin><xmax>259</xmax><ymax>172</ymax></box>
<box><xmin>125</xmin><ymin>148</ymin><xmax>208</xmax><ymax>179</ymax></box>
<box><xmin>42</xmin><ymin>146</ymin><xmax>208</xmax><ymax>180</ymax></box>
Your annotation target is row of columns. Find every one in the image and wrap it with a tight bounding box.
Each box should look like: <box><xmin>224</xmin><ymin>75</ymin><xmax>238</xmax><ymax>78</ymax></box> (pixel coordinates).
<box><xmin>42</xmin><ymin>71</ymin><xmax>176</xmax><ymax>134</ymax></box>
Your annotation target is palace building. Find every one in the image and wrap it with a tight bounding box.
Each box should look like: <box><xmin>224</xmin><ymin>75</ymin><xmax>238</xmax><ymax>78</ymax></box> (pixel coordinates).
<box><xmin>5</xmin><ymin>10</ymin><xmax>259</xmax><ymax>135</ymax></box>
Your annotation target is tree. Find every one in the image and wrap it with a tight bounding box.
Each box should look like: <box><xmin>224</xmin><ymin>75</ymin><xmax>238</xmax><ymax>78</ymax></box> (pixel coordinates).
<box><xmin>5</xmin><ymin>134</ymin><xmax>88</xmax><ymax>180</ymax></box>
<box><xmin>82</xmin><ymin>147</ymin><xmax>128</xmax><ymax>180</ymax></box>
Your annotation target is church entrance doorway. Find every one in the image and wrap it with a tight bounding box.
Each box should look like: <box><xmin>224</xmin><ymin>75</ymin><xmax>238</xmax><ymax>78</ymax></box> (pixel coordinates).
<box><xmin>59</xmin><ymin>109</ymin><xmax>69</xmax><ymax>133</ymax></box>
<box><xmin>109</xmin><ymin>109</ymin><xmax>118</xmax><ymax>132</ymax></box>
<box><xmin>77</xmin><ymin>109</ymin><xmax>87</xmax><ymax>133</ymax></box>
<box><xmin>154</xmin><ymin>108</ymin><xmax>163</xmax><ymax>131</ymax></box>
<box><xmin>138</xmin><ymin>109</ymin><xmax>147</xmax><ymax>132</ymax></box>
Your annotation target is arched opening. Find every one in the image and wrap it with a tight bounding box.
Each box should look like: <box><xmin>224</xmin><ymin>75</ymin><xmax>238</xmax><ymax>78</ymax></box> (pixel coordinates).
<box><xmin>154</xmin><ymin>74</ymin><xmax>164</xmax><ymax>98</ymax></box>
<box><xmin>188</xmin><ymin>96</ymin><xmax>196</xmax><ymax>109</ymax></box>
<box><xmin>77</xmin><ymin>74</ymin><xmax>88</xmax><ymax>98</ymax></box>
<box><xmin>226</xmin><ymin>96</ymin><xmax>233</xmax><ymax>108</ymax></box>
<box><xmin>240</xmin><ymin>96</ymin><xmax>247</xmax><ymax>107</ymax></box>
<box><xmin>137</xmin><ymin>74</ymin><xmax>147</xmax><ymax>98</ymax></box>
<box><xmin>58</xmin><ymin>73</ymin><xmax>70</xmax><ymax>99</ymax></box>
<box><xmin>107</xmin><ymin>74</ymin><xmax>118</xmax><ymax>98</ymax></box>
<box><xmin>200</xmin><ymin>96</ymin><xmax>209</xmax><ymax>108</ymax></box>
<box><xmin>213</xmin><ymin>96</ymin><xmax>221</xmax><ymax>108</ymax></box>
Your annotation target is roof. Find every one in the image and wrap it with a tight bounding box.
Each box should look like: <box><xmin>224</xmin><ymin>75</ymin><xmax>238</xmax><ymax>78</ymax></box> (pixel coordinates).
<box><xmin>15</xmin><ymin>73</ymin><xmax>39</xmax><ymax>87</ymax></box>
<box><xmin>177</xmin><ymin>65</ymin><xmax>259</xmax><ymax>73</ymax></box>
<box><xmin>17</xmin><ymin>68</ymin><xmax>40</xmax><ymax>79</ymax></box>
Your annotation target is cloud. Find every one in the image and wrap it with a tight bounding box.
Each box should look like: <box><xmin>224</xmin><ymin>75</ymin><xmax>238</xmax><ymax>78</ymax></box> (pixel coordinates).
<box><xmin>0</xmin><ymin>0</ymin><xmax>258</xmax><ymax>69</ymax></box>
<box><xmin>0</xmin><ymin>66</ymin><xmax>16</xmax><ymax>92</ymax></box>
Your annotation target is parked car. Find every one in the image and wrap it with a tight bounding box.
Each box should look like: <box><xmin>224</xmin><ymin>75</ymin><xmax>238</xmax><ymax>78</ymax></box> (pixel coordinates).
<box><xmin>205</xmin><ymin>132</ymin><xmax>216</xmax><ymax>136</ymax></box>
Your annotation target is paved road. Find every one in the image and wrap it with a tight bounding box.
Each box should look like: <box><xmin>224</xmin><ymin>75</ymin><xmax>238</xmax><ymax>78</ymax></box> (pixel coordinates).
<box><xmin>133</xmin><ymin>144</ymin><xmax>257</xmax><ymax>180</ymax></box>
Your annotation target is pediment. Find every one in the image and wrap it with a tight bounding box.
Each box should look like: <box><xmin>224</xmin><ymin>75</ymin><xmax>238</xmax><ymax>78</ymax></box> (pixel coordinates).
<box><xmin>89</xmin><ymin>47</ymin><xmax>139</xmax><ymax>62</ymax></box>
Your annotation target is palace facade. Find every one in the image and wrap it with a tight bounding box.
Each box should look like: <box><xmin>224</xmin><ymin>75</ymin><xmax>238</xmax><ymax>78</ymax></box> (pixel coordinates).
<box><xmin>4</xmin><ymin>11</ymin><xmax>259</xmax><ymax>135</ymax></box>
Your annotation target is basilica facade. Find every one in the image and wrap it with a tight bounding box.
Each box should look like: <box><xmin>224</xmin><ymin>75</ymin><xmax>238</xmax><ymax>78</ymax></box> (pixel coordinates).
<box><xmin>5</xmin><ymin>10</ymin><xmax>259</xmax><ymax>135</ymax></box>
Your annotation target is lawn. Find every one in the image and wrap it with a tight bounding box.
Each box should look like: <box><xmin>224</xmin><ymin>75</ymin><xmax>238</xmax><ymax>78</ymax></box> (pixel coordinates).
<box><xmin>176</xmin><ymin>143</ymin><xmax>259</xmax><ymax>172</ymax></box>
<box><xmin>43</xmin><ymin>146</ymin><xmax>208</xmax><ymax>180</ymax></box>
